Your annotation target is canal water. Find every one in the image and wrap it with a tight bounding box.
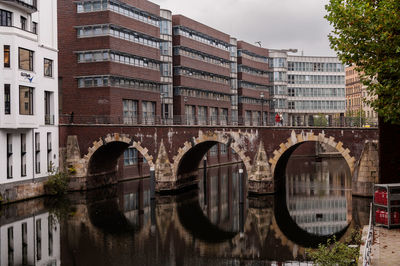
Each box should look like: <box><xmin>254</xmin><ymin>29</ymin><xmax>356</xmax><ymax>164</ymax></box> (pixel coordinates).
<box><xmin>0</xmin><ymin>156</ymin><xmax>371</xmax><ymax>265</ymax></box>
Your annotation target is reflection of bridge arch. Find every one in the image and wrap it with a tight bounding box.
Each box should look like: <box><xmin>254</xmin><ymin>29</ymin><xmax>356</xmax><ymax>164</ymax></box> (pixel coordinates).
<box><xmin>273</xmin><ymin>191</ymin><xmax>350</xmax><ymax>248</ymax></box>
<box><xmin>176</xmin><ymin>190</ymin><xmax>238</xmax><ymax>243</ymax></box>
<box><xmin>270</xmin><ymin>131</ymin><xmax>355</xmax><ymax>190</ymax></box>
<box><xmin>172</xmin><ymin>130</ymin><xmax>251</xmax><ymax>180</ymax></box>
<box><xmin>85</xmin><ymin>133</ymin><xmax>154</xmax><ymax>176</ymax></box>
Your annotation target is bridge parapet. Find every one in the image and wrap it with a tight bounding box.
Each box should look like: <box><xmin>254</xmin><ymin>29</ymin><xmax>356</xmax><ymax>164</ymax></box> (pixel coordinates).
<box><xmin>60</xmin><ymin>125</ymin><xmax>378</xmax><ymax>195</ymax></box>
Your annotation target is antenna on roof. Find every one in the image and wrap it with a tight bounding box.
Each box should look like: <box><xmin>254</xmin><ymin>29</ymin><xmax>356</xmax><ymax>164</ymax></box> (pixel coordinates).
<box><xmin>255</xmin><ymin>41</ymin><xmax>262</xmax><ymax>47</ymax></box>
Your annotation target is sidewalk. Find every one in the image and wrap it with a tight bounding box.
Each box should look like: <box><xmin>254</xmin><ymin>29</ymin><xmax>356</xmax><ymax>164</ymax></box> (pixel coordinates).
<box><xmin>370</xmin><ymin>226</ymin><xmax>400</xmax><ymax>265</ymax></box>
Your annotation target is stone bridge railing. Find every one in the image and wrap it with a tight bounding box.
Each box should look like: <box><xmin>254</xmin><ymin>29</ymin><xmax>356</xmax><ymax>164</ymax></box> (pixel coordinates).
<box><xmin>60</xmin><ymin>114</ymin><xmax>379</xmax><ymax>128</ymax></box>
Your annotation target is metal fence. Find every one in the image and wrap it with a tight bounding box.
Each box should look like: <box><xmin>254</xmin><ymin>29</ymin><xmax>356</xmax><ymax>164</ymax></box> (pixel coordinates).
<box><xmin>59</xmin><ymin>114</ymin><xmax>378</xmax><ymax>128</ymax></box>
<box><xmin>362</xmin><ymin>203</ymin><xmax>374</xmax><ymax>266</ymax></box>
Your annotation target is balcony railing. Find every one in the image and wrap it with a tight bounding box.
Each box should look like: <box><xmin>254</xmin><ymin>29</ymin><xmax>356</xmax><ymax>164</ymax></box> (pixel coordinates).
<box><xmin>59</xmin><ymin>114</ymin><xmax>378</xmax><ymax>128</ymax></box>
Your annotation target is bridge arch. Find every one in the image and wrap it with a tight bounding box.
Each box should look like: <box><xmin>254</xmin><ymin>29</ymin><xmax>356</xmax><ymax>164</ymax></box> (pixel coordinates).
<box><xmin>85</xmin><ymin>133</ymin><xmax>154</xmax><ymax>176</ymax></box>
<box><xmin>269</xmin><ymin>130</ymin><xmax>356</xmax><ymax>190</ymax></box>
<box><xmin>172</xmin><ymin>130</ymin><xmax>252</xmax><ymax>180</ymax></box>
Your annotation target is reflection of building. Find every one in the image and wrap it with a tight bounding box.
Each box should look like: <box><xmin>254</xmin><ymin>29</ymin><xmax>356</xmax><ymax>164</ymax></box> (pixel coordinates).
<box><xmin>286</xmin><ymin>158</ymin><xmax>351</xmax><ymax>235</ymax></box>
<box><xmin>0</xmin><ymin>0</ymin><xmax>59</xmax><ymax>192</ymax></box>
<box><xmin>0</xmin><ymin>212</ymin><xmax>60</xmax><ymax>266</ymax></box>
<box><xmin>199</xmin><ymin>164</ymin><xmax>241</xmax><ymax>232</ymax></box>
<box><xmin>119</xmin><ymin>179</ymin><xmax>151</xmax><ymax>228</ymax></box>
<box><xmin>287</xmin><ymin>56</ymin><xmax>346</xmax><ymax>126</ymax></box>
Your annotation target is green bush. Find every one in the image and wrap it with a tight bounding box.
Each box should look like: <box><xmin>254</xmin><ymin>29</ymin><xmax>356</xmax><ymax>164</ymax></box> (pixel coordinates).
<box><xmin>45</xmin><ymin>172</ymin><xmax>69</xmax><ymax>196</ymax></box>
<box><xmin>306</xmin><ymin>229</ymin><xmax>361</xmax><ymax>266</ymax></box>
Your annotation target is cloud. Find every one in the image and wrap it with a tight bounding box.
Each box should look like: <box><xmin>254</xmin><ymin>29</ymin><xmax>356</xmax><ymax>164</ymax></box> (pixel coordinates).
<box><xmin>152</xmin><ymin>0</ymin><xmax>336</xmax><ymax>56</ymax></box>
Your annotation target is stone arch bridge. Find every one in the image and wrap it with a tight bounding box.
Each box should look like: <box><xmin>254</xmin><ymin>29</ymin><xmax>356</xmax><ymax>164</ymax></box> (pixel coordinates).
<box><xmin>60</xmin><ymin>125</ymin><xmax>378</xmax><ymax>195</ymax></box>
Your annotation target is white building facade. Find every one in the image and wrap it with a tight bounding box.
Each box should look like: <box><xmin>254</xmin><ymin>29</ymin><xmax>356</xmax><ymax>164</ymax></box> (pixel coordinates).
<box><xmin>0</xmin><ymin>0</ymin><xmax>58</xmax><ymax>187</ymax></box>
<box><xmin>287</xmin><ymin>56</ymin><xmax>346</xmax><ymax>126</ymax></box>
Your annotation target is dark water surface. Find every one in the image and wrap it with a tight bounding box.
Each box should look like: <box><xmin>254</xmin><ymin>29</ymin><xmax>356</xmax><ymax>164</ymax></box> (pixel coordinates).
<box><xmin>0</xmin><ymin>157</ymin><xmax>371</xmax><ymax>266</ymax></box>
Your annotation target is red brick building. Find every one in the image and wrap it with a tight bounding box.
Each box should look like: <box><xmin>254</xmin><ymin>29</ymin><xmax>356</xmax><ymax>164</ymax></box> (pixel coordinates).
<box><xmin>172</xmin><ymin>15</ymin><xmax>233</xmax><ymax>125</ymax></box>
<box><xmin>237</xmin><ymin>41</ymin><xmax>272</xmax><ymax>125</ymax></box>
<box><xmin>58</xmin><ymin>0</ymin><xmax>164</xmax><ymax>124</ymax></box>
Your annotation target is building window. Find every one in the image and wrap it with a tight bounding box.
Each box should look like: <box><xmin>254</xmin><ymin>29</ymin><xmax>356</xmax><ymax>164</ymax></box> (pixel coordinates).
<box><xmin>32</xmin><ymin>22</ymin><xmax>37</xmax><ymax>34</ymax></box>
<box><xmin>4</xmin><ymin>84</ymin><xmax>10</xmax><ymax>114</ymax></box>
<box><xmin>47</xmin><ymin>132</ymin><xmax>52</xmax><ymax>172</ymax></box>
<box><xmin>35</xmin><ymin>132</ymin><xmax>40</xmax><ymax>174</ymax></box>
<box><xmin>44</xmin><ymin>58</ymin><xmax>53</xmax><ymax>77</ymax></box>
<box><xmin>44</xmin><ymin>91</ymin><xmax>54</xmax><ymax>124</ymax></box>
<box><xmin>160</xmin><ymin>63</ymin><xmax>171</xmax><ymax>76</ymax></box>
<box><xmin>48</xmin><ymin>216</ymin><xmax>54</xmax><ymax>256</ymax></box>
<box><xmin>36</xmin><ymin>219</ymin><xmax>42</xmax><ymax>261</ymax></box>
<box><xmin>245</xmin><ymin>111</ymin><xmax>251</xmax><ymax>126</ymax></box>
<box><xmin>19</xmin><ymin>86</ymin><xmax>34</xmax><ymax>115</ymax></box>
<box><xmin>21</xmin><ymin>134</ymin><xmax>26</xmax><ymax>176</ymax></box>
<box><xmin>19</xmin><ymin>48</ymin><xmax>34</xmax><ymax>71</ymax></box>
<box><xmin>209</xmin><ymin>107</ymin><xmax>218</xmax><ymax>125</ymax></box>
<box><xmin>0</xmin><ymin>9</ymin><xmax>12</xmax><ymax>26</ymax></box>
<box><xmin>220</xmin><ymin>143</ymin><xmax>227</xmax><ymax>155</ymax></box>
<box><xmin>142</xmin><ymin>101</ymin><xmax>155</xmax><ymax>125</ymax></box>
<box><xmin>20</xmin><ymin>16</ymin><xmax>26</xmax><ymax>30</ymax></box>
<box><xmin>22</xmin><ymin>223</ymin><xmax>28</xmax><ymax>265</ymax></box>
<box><xmin>123</xmin><ymin>99</ymin><xmax>137</xmax><ymax>124</ymax></box>
<box><xmin>124</xmin><ymin>148</ymin><xmax>138</xmax><ymax>166</ymax></box>
<box><xmin>7</xmin><ymin>134</ymin><xmax>13</xmax><ymax>179</ymax></box>
<box><xmin>209</xmin><ymin>144</ymin><xmax>218</xmax><ymax>157</ymax></box>
<box><xmin>4</xmin><ymin>45</ymin><xmax>10</xmax><ymax>67</ymax></box>
<box><xmin>8</xmin><ymin>227</ymin><xmax>14</xmax><ymax>266</ymax></box>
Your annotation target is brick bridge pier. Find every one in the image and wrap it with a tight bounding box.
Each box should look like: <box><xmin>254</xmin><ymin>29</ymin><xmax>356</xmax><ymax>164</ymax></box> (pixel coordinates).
<box><xmin>60</xmin><ymin>125</ymin><xmax>378</xmax><ymax>196</ymax></box>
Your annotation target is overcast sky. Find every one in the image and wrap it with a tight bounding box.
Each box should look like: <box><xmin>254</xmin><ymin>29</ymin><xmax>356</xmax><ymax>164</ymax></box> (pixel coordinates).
<box><xmin>152</xmin><ymin>0</ymin><xmax>336</xmax><ymax>56</ymax></box>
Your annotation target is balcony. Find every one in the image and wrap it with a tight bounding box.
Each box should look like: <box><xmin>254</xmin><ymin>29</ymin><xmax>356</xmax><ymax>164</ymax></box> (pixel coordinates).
<box><xmin>0</xmin><ymin>0</ymin><xmax>37</xmax><ymax>13</ymax></box>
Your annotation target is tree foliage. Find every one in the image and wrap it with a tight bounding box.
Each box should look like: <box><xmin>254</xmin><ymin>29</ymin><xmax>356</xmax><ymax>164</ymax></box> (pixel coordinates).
<box><xmin>325</xmin><ymin>0</ymin><xmax>400</xmax><ymax>124</ymax></box>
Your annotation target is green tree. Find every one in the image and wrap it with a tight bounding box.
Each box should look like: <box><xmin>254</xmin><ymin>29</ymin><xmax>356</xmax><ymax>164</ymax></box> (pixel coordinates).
<box><xmin>325</xmin><ymin>0</ymin><xmax>400</xmax><ymax>124</ymax></box>
<box><xmin>313</xmin><ymin>114</ymin><xmax>328</xmax><ymax>126</ymax></box>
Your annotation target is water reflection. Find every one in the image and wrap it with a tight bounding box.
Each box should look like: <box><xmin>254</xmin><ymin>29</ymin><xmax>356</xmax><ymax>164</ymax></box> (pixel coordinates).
<box><xmin>198</xmin><ymin>164</ymin><xmax>242</xmax><ymax>233</ymax></box>
<box><xmin>0</xmin><ymin>198</ymin><xmax>60</xmax><ymax>266</ymax></box>
<box><xmin>0</xmin><ymin>159</ymin><xmax>371</xmax><ymax>265</ymax></box>
<box><xmin>285</xmin><ymin>157</ymin><xmax>352</xmax><ymax>236</ymax></box>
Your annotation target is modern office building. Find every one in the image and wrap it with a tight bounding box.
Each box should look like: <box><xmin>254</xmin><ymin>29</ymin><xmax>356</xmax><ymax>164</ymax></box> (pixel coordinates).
<box><xmin>172</xmin><ymin>14</ymin><xmax>232</xmax><ymax>125</ymax></box>
<box><xmin>58</xmin><ymin>0</ymin><xmax>164</xmax><ymax>125</ymax></box>
<box><xmin>237</xmin><ymin>41</ymin><xmax>271</xmax><ymax>126</ymax></box>
<box><xmin>0</xmin><ymin>1</ymin><xmax>59</xmax><ymax>188</ymax></box>
<box><xmin>269</xmin><ymin>49</ymin><xmax>289</xmax><ymax>124</ymax></box>
<box><xmin>345</xmin><ymin>65</ymin><xmax>377</xmax><ymax>124</ymax></box>
<box><xmin>287</xmin><ymin>56</ymin><xmax>346</xmax><ymax>126</ymax></box>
